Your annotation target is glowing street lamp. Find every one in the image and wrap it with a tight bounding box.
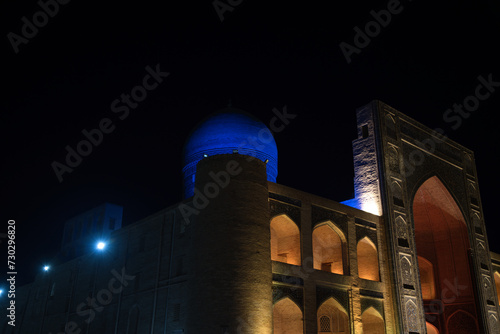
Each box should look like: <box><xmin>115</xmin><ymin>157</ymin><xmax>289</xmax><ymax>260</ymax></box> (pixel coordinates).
<box><xmin>96</xmin><ymin>241</ymin><xmax>106</xmax><ymax>250</ymax></box>
<box><xmin>43</xmin><ymin>265</ymin><xmax>50</xmax><ymax>272</ymax></box>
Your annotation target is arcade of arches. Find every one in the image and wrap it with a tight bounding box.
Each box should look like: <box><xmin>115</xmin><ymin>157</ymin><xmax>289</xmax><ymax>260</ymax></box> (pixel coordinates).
<box><xmin>270</xmin><ymin>213</ymin><xmax>385</xmax><ymax>333</ymax></box>
<box><xmin>270</xmin><ymin>216</ymin><xmax>380</xmax><ymax>281</ymax></box>
<box><xmin>270</xmin><ymin>177</ymin><xmax>489</xmax><ymax>334</ymax></box>
<box><xmin>413</xmin><ymin>176</ymin><xmax>479</xmax><ymax>334</ymax></box>
<box><xmin>272</xmin><ymin>297</ymin><xmax>387</xmax><ymax>334</ymax></box>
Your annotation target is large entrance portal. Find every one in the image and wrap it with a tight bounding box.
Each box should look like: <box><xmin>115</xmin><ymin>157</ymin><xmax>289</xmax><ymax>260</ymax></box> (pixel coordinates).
<box><xmin>413</xmin><ymin>176</ymin><xmax>479</xmax><ymax>333</ymax></box>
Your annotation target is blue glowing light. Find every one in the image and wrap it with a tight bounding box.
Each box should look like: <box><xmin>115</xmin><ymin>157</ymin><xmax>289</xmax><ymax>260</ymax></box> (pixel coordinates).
<box><xmin>43</xmin><ymin>265</ymin><xmax>50</xmax><ymax>271</ymax></box>
<box><xmin>182</xmin><ymin>108</ymin><xmax>278</xmax><ymax>198</ymax></box>
<box><xmin>96</xmin><ymin>241</ymin><xmax>106</xmax><ymax>250</ymax></box>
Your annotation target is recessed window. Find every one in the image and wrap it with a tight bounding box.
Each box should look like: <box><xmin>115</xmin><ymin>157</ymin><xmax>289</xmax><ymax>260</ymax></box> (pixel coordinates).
<box><xmin>273</xmin><ymin>298</ymin><xmax>303</xmax><ymax>333</ymax></box>
<box><xmin>312</xmin><ymin>223</ymin><xmax>345</xmax><ymax>275</ymax></box>
<box><xmin>362</xmin><ymin>307</ymin><xmax>385</xmax><ymax>334</ymax></box>
<box><xmin>362</xmin><ymin>125</ymin><xmax>369</xmax><ymax>138</ymax></box>
<box><xmin>357</xmin><ymin>237</ymin><xmax>380</xmax><ymax>281</ymax></box>
<box><xmin>270</xmin><ymin>215</ymin><xmax>301</xmax><ymax>266</ymax></box>
<box><xmin>319</xmin><ymin>315</ymin><xmax>331</xmax><ymax>332</ymax></box>
<box><xmin>317</xmin><ymin>298</ymin><xmax>349</xmax><ymax>333</ymax></box>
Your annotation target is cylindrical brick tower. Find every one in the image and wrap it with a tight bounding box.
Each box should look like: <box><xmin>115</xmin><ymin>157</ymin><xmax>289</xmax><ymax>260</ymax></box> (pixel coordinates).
<box><xmin>186</xmin><ymin>153</ymin><xmax>272</xmax><ymax>333</ymax></box>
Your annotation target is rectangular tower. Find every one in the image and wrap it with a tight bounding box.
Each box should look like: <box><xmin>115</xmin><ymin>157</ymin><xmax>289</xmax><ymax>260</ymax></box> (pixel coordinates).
<box><xmin>346</xmin><ymin>100</ymin><xmax>499</xmax><ymax>333</ymax></box>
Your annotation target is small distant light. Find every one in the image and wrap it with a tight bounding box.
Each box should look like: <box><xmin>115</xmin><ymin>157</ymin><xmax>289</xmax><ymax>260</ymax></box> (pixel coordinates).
<box><xmin>265</xmin><ymin>159</ymin><xmax>269</xmax><ymax>163</ymax></box>
<box><xmin>96</xmin><ymin>242</ymin><xmax>106</xmax><ymax>250</ymax></box>
<box><xmin>233</xmin><ymin>149</ymin><xmax>238</xmax><ymax>154</ymax></box>
<box><xmin>203</xmin><ymin>154</ymin><xmax>208</xmax><ymax>158</ymax></box>
<box><xmin>43</xmin><ymin>266</ymin><xmax>50</xmax><ymax>272</ymax></box>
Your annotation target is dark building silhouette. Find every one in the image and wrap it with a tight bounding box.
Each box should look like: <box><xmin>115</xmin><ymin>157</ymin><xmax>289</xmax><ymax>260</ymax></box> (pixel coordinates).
<box><xmin>2</xmin><ymin>101</ymin><xmax>500</xmax><ymax>334</ymax></box>
<box><xmin>61</xmin><ymin>203</ymin><xmax>123</xmax><ymax>260</ymax></box>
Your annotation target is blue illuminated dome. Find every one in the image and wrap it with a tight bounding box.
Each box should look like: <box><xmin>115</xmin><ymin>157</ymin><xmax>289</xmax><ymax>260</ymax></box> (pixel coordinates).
<box><xmin>182</xmin><ymin>107</ymin><xmax>278</xmax><ymax>198</ymax></box>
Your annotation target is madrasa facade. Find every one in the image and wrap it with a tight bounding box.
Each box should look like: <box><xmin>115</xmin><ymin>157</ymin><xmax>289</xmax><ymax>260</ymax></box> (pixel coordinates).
<box><xmin>3</xmin><ymin>100</ymin><xmax>500</xmax><ymax>334</ymax></box>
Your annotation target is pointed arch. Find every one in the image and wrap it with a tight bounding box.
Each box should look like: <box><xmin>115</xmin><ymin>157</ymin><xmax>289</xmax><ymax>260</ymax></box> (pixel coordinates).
<box><xmin>391</xmin><ymin>181</ymin><xmax>404</xmax><ymax>207</ymax></box>
<box><xmin>411</xmin><ymin>174</ymin><xmax>468</xmax><ymax>224</ymax></box>
<box><xmin>489</xmin><ymin>313</ymin><xmax>500</xmax><ymax>333</ymax></box>
<box><xmin>313</xmin><ymin>221</ymin><xmax>346</xmax><ymax>274</ymax></box>
<box><xmin>385</xmin><ymin>113</ymin><xmax>396</xmax><ymax>139</ymax></box>
<box><xmin>271</xmin><ymin>214</ymin><xmax>301</xmax><ymax>265</ymax></box>
<box><xmin>273</xmin><ymin>297</ymin><xmax>303</xmax><ymax>334</ymax></box>
<box><xmin>395</xmin><ymin>215</ymin><xmax>408</xmax><ymax>240</ymax></box>
<box><xmin>401</xmin><ymin>256</ymin><xmax>412</xmax><ymax>285</ymax></box>
<box><xmin>317</xmin><ymin>297</ymin><xmax>349</xmax><ymax>333</ymax></box>
<box><xmin>413</xmin><ymin>176</ymin><xmax>479</xmax><ymax>333</ymax></box>
<box><xmin>361</xmin><ymin>307</ymin><xmax>385</xmax><ymax>334</ymax></box>
<box><xmin>357</xmin><ymin>237</ymin><xmax>380</xmax><ymax>281</ymax></box>
<box><xmin>405</xmin><ymin>300</ymin><xmax>419</xmax><ymax>332</ymax></box>
<box><xmin>388</xmin><ymin>145</ymin><xmax>400</xmax><ymax>173</ymax></box>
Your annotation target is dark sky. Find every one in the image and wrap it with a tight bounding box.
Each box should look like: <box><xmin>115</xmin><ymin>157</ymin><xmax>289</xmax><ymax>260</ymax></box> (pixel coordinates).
<box><xmin>2</xmin><ymin>0</ymin><xmax>500</xmax><ymax>286</ymax></box>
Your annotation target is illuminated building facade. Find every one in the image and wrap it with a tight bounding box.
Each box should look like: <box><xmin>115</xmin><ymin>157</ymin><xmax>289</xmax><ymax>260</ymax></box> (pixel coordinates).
<box><xmin>2</xmin><ymin>101</ymin><xmax>500</xmax><ymax>333</ymax></box>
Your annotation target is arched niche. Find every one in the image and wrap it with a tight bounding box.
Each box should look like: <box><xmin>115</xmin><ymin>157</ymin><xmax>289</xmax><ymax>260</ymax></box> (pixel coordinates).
<box><xmin>413</xmin><ymin>176</ymin><xmax>479</xmax><ymax>333</ymax></box>
<box><xmin>313</xmin><ymin>221</ymin><xmax>346</xmax><ymax>275</ymax></box>
<box><xmin>271</xmin><ymin>214</ymin><xmax>301</xmax><ymax>265</ymax></box>
<box><xmin>357</xmin><ymin>237</ymin><xmax>380</xmax><ymax>281</ymax></box>
<box><xmin>361</xmin><ymin>307</ymin><xmax>385</xmax><ymax>334</ymax></box>
<box><xmin>273</xmin><ymin>297</ymin><xmax>303</xmax><ymax>334</ymax></box>
<box><xmin>317</xmin><ymin>297</ymin><xmax>349</xmax><ymax>333</ymax></box>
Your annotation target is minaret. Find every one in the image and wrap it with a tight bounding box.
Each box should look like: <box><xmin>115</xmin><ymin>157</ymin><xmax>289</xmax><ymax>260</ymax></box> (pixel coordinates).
<box><xmin>186</xmin><ymin>153</ymin><xmax>272</xmax><ymax>333</ymax></box>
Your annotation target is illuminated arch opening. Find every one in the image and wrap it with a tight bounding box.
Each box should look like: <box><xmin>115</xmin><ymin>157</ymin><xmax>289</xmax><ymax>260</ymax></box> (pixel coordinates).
<box><xmin>426</xmin><ymin>322</ymin><xmax>439</xmax><ymax>334</ymax></box>
<box><xmin>413</xmin><ymin>176</ymin><xmax>479</xmax><ymax>333</ymax></box>
<box><xmin>357</xmin><ymin>237</ymin><xmax>379</xmax><ymax>281</ymax></box>
<box><xmin>418</xmin><ymin>256</ymin><xmax>436</xmax><ymax>299</ymax></box>
<box><xmin>361</xmin><ymin>307</ymin><xmax>384</xmax><ymax>334</ymax></box>
<box><xmin>317</xmin><ymin>297</ymin><xmax>349</xmax><ymax>333</ymax></box>
<box><xmin>271</xmin><ymin>214</ymin><xmax>301</xmax><ymax>265</ymax></box>
<box><xmin>495</xmin><ymin>272</ymin><xmax>500</xmax><ymax>306</ymax></box>
<box><xmin>273</xmin><ymin>297</ymin><xmax>303</xmax><ymax>334</ymax></box>
<box><xmin>313</xmin><ymin>222</ymin><xmax>345</xmax><ymax>274</ymax></box>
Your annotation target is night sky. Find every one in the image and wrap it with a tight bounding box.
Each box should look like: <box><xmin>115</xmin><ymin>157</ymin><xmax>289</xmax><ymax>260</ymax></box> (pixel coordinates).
<box><xmin>2</xmin><ymin>0</ymin><xmax>500</xmax><ymax>287</ymax></box>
